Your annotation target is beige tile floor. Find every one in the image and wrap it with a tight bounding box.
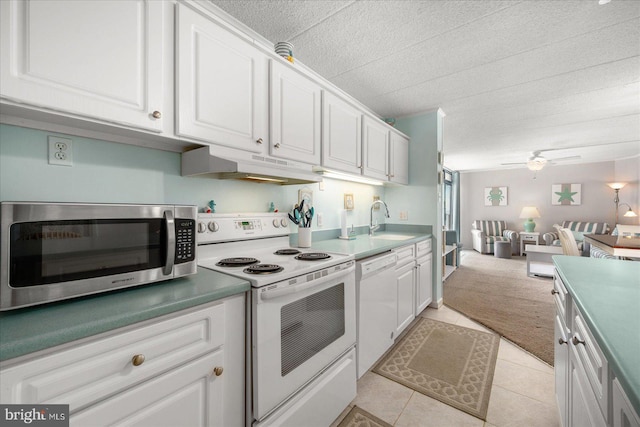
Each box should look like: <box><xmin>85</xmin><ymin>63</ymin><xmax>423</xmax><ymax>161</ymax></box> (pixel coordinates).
<box><xmin>331</xmin><ymin>305</ymin><xmax>560</xmax><ymax>427</ymax></box>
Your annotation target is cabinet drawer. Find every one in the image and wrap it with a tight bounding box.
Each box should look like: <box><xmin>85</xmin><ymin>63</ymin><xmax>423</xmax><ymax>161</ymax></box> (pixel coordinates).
<box><xmin>571</xmin><ymin>301</ymin><xmax>608</xmax><ymax>423</ymax></box>
<box><xmin>552</xmin><ymin>273</ymin><xmax>569</xmax><ymax>321</ymax></box>
<box><xmin>394</xmin><ymin>244</ymin><xmax>415</xmax><ymax>268</ymax></box>
<box><xmin>70</xmin><ymin>349</ymin><xmax>224</xmax><ymax>427</ymax></box>
<box><xmin>416</xmin><ymin>239</ymin><xmax>432</xmax><ymax>257</ymax></box>
<box><xmin>0</xmin><ymin>302</ymin><xmax>225</xmax><ymax>412</ymax></box>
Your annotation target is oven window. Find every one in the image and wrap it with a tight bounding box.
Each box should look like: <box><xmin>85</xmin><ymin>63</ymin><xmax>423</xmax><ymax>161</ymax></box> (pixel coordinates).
<box><xmin>9</xmin><ymin>219</ymin><xmax>165</xmax><ymax>287</ymax></box>
<box><xmin>280</xmin><ymin>283</ymin><xmax>345</xmax><ymax>376</ymax></box>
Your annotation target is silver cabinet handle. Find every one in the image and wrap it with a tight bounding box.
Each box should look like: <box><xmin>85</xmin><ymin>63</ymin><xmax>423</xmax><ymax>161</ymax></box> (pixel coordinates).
<box><xmin>558</xmin><ymin>338</ymin><xmax>567</xmax><ymax>345</ymax></box>
<box><xmin>274</xmin><ymin>143</ymin><xmax>281</xmax><ymax>149</ymax></box>
<box><xmin>132</xmin><ymin>354</ymin><xmax>145</xmax><ymax>366</ymax></box>
<box><xmin>256</xmin><ymin>138</ymin><xmax>263</xmax><ymax>144</ymax></box>
<box><xmin>152</xmin><ymin>111</ymin><xmax>161</xmax><ymax>119</ymax></box>
<box><xmin>551</xmin><ymin>289</ymin><xmax>559</xmax><ymax>295</ymax></box>
<box><xmin>572</xmin><ymin>336</ymin><xmax>585</xmax><ymax>346</ymax></box>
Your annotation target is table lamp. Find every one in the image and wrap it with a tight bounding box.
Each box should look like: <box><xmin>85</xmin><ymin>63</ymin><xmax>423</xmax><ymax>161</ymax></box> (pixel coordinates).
<box><xmin>520</xmin><ymin>206</ymin><xmax>541</xmax><ymax>232</ymax></box>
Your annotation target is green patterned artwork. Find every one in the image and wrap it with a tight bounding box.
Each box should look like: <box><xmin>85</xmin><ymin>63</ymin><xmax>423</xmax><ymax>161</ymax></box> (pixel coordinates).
<box><xmin>484</xmin><ymin>186</ymin><xmax>507</xmax><ymax>206</ymax></box>
<box><xmin>552</xmin><ymin>183</ymin><xmax>581</xmax><ymax>205</ymax></box>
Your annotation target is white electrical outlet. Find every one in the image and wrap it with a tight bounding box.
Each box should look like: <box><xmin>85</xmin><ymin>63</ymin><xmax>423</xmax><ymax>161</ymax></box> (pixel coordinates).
<box><xmin>399</xmin><ymin>211</ymin><xmax>409</xmax><ymax>221</ymax></box>
<box><xmin>48</xmin><ymin>136</ymin><xmax>73</xmax><ymax>166</ymax></box>
<box><xmin>317</xmin><ymin>213</ymin><xmax>323</xmax><ymax>227</ymax></box>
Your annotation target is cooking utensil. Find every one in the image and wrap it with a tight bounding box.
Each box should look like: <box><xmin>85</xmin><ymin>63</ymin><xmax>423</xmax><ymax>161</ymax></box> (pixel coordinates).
<box><xmin>288</xmin><ymin>212</ymin><xmax>299</xmax><ymax>225</ymax></box>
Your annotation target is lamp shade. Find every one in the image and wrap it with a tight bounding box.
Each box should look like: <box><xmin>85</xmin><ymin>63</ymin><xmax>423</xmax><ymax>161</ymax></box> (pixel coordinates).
<box><xmin>519</xmin><ymin>206</ymin><xmax>540</xmax><ymax>232</ymax></box>
<box><xmin>607</xmin><ymin>182</ymin><xmax>626</xmax><ymax>190</ymax></box>
<box><xmin>519</xmin><ymin>207</ymin><xmax>541</xmax><ymax>219</ymax></box>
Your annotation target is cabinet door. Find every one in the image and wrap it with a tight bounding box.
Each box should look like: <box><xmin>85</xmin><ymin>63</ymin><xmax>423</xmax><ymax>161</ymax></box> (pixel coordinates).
<box><xmin>396</xmin><ymin>264</ymin><xmax>415</xmax><ymax>336</ymax></box>
<box><xmin>415</xmin><ymin>254</ymin><xmax>433</xmax><ymax>314</ymax></box>
<box><xmin>362</xmin><ymin>116</ymin><xmax>390</xmax><ymax>181</ymax></box>
<box><xmin>71</xmin><ymin>350</ymin><xmax>224</xmax><ymax>427</ymax></box>
<box><xmin>612</xmin><ymin>378</ymin><xmax>640</xmax><ymax>427</ymax></box>
<box><xmin>390</xmin><ymin>132</ymin><xmax>409</xmax><ymax>184</ymax></box>
<box><xmin>270</xmin><ymin>60</ymin><xmax>322</xmax><ymax>165</ymax></box>
<box><xmin>0</xmin><ymin>0</ymin><xmax>165</xmax><ymax>132</ymax></box>
<box><xmin>176</xmin><ymin>3</ymin><xmax>267</xmax><ymax>152</ymax></box>
<box><xmin>569</xmin><ymin>347</ymin><xmax>607</xmax><ymax>427</ymax></box>
<box><xmin>555</xmin><ymin>314</ymin><xmax>570</xmax><ymax>427</ymax></box>
<box><xmin>322</xmin><ymin>92</ymin><xmax>362</xmax><ymax>174</ymax></box>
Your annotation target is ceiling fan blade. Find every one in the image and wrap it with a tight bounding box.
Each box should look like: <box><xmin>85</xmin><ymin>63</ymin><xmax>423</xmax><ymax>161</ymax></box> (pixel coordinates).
<box><xmin>549</xmin><ymin>155</ymin><xmax>581</xmax><ymax>162</ymax></box>
<box><xmin>500</xmin><ymin>161</ymin><xmax>527</xmax><ymax>166</ymax></box>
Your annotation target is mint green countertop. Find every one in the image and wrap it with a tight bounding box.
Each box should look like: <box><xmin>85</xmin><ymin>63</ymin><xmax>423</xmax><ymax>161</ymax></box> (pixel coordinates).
<box><xmin>311</xmin><ymin>232</ymin><xmax>431</xmax><ymax>259</ymax></box>
<box><xmin>0</xmin><ymin>268</ymin><xmax>249</xmax><ymax>362</ymax></box>
<box><xmin>553</xmin><ymin>256</ymin><xmax>640</xmax><ymax>413</ymax></box>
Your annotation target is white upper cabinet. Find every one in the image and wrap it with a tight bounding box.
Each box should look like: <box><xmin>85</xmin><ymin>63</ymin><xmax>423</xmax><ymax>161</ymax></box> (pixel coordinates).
<box><xmin>176</xmin><ymin>3</ymin><xmax>268</xmax><ymax>153</ymax></box>
<box><xmin>270</xmin><ymin>60</ymin><xmax>322</xmax><ymax>165</ymax></box>
<box><xmin>362</xmin><ymin>115</ymin><xmax>390</xmax><ymax>181</ymax></box>
<box><xmin>322</xmin><ymin>92</ymin><xmax>362</xmax><ymax>175</ymax></box>
<box><xmin>0</xmin><ymin>0</ymin><xmax>165</xmax><ymax>132</ymax></box>
<box><xmin>390</xmin><ymin>132</ymin><xmax>410</xmax><ymax>184</ymax></box>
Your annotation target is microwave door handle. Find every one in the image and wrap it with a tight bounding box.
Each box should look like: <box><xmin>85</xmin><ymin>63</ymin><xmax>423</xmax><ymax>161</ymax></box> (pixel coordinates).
<box><xmin>163</xmin><ymin>210</ymin><xmax>175</xmax><ymax>276</ymax></box>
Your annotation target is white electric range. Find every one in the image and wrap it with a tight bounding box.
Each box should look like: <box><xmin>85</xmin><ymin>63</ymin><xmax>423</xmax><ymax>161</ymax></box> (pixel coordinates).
<box><xmin>197</xmin><ymin>213</ymin><xmax>357</xmax><ymax>426</ymax></box>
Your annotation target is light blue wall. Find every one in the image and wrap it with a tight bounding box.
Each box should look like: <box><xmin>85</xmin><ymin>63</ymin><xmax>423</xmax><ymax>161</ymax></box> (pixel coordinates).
<box><xmin>0</xmin><ymin>124</ymin><xmax>385</xmax><ymax>229</ymax></box>
<box><xmin>387</xmin><ymin>111</ymin><xmax>443</xmax><ymax>305</ymax></box>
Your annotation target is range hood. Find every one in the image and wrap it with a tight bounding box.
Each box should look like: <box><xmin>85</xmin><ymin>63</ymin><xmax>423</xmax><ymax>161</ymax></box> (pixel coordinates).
<box><xmin>181</xmin><ymin>146</ymin><xmax>322</xmax><ymax>185</ymax></box>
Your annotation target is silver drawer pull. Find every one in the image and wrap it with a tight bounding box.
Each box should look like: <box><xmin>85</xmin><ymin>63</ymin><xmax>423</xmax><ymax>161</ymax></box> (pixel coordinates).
<box><xmin>558</xmin><ymin>338</ymin><xmax>568</xmax><ymax>345</ymax></box>
<box><xmin>551</xmin><ymin>289</ymin><xmax>559</xmax><ymax>295</ymax></box>
<box><xmin>572</xmin><ymin>336</ymin><xmax>586</xmax><ymax>346</ymax></box>
<box><xmin>212</xmin><ymin>366</ymin><xmax>224</xmax><ymax>376</ymax></box>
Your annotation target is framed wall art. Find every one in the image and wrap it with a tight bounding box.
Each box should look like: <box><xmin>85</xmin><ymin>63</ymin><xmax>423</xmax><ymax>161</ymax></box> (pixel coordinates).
<box><xmin>552</xmin><ymin>183</ymin><xmax>581</xmax><ymax>205</ymax></box>
<box><xmin>484</xmin><ymin>186</ymin><xmax>508</xmax><ymax>206</ymax></box>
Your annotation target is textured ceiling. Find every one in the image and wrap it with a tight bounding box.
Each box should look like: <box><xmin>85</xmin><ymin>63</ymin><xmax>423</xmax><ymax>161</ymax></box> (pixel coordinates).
<box><xmin>210</xmin><ymin>0</ymin><xmax>640</xmax><ymax>172</ymax></box>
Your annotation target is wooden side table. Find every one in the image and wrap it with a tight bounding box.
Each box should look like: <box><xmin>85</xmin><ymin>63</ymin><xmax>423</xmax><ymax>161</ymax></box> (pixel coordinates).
<box><xmin>520</xmin><ymin>231</ymin><xmax>540</xmax><ymax>255</ymax></box>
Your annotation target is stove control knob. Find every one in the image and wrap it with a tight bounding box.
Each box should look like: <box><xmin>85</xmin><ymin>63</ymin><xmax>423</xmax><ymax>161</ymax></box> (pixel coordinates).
<box><xmin>272</xmin><ymin>219</ymin><xmax>280</xmax><ymax>228</ymax></box>
<box><xmin>208</xmin><ymin>221</ymin><xmax>219</xmax><ymax>232</ymax></box>
<box><xmin>280</xmin><ymin>218</ymin><xmax>288</xmax><ymax>227</ymax></box>
<box><xmin>197</xmin><ymin>222</ymin><xmax>207</xmax><ymax>233</ymax></box>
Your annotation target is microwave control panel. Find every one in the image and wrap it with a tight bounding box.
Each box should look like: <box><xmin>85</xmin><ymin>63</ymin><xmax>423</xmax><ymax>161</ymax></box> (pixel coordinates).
<box><xmin>176</xmin><ymin>219</ymin><xmax>196</xmax><ymax>263</ymax></box>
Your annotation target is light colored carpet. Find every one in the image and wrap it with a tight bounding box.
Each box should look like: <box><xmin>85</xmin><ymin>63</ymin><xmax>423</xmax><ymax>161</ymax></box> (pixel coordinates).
<box><xmin>337</xmin><ymin>406</ymin><xmax>393</xmax><ymax>427</ymax></box>
<box><xmin>373</xmin><ymin>317</ymin><xmax>499</xmax><ymax>420</ymax></box>
<box><xmin>444</xmin><ymin>249</ymin><xmax>554</xmax><ymax>365</ymax></box>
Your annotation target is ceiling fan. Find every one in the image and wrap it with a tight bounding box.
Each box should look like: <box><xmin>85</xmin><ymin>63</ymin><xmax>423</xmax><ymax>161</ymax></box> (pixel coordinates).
<box><xmin>501</xmin><ymin>150</ymin><xmax>581</xmax><ymax>171</ymax></box>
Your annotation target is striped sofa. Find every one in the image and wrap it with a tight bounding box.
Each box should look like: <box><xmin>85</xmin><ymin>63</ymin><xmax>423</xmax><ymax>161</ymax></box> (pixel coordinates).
<box><xmin>543</xmin><ymin>221</ymin><xmax>610</xmax><ymax>257</ymax></box>
<box><xmin>471</xmin><ymin>220</ymin><xmax>519</xmax><ymax>255</ymax></box>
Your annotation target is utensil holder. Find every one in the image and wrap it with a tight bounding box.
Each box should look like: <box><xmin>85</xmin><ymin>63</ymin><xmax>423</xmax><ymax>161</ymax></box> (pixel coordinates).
<box><xmin>298</xmin><ymin>227</ymin><xmax>312</xmax><ymax>248</ymax></box>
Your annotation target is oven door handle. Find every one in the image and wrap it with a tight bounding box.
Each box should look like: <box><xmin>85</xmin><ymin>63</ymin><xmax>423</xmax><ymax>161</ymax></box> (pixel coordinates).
<box><xmin>163</xmin><ymin>209</ymin><xmax>175</xmax><ymax>276</ymax></box>
<box><xmin>260</xmin><ymin>265</ymin><xmax>355</xmax><ymax>301</ymax></box>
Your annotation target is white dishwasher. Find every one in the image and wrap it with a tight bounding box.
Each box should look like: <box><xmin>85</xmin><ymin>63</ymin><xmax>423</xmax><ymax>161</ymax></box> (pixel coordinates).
<box><xmin>356</xmin><ymin>251</ymin><xmax>397</xmax><ymax>378</ymax></box>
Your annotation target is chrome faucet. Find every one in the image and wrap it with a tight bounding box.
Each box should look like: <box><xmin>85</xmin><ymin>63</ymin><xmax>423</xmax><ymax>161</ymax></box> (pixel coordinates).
<box><xmin>370</xmin><ymin>200</ymin><xmax>390</xmax><ymax>235</ymax></box>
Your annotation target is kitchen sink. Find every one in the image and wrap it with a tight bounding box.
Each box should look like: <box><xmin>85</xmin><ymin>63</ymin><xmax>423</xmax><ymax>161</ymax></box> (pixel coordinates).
<box><xmin>371</xmin><ymin>234</ymin><xmax>415</xmax><ymax>241</ymax></box>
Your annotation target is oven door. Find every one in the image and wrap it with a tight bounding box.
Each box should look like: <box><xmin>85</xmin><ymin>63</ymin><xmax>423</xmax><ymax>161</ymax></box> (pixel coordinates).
<box><xmin>252</xmin><ymin>261</ymin><xmax>356</xmax><ymax>421</ymax></box>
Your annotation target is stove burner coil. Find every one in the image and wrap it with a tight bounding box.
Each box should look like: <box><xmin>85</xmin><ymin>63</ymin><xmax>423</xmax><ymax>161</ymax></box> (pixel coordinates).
<box><xmin>274</xmin><ymin>249</ymin><xmax>301</xmax><ymax>255</ymax></box>
<box><xmin>295</xmin><ymin>252</ymin><xmax>331</xmax><ymax>261</ymax></box>
<box><xmin>243</xmin><ymin>264</ymin><xmax>285</xmax><ymax>274</ymax></box>
<box><xmin>216</xmin><ymin>257</ymin><xmax>259</xmax><ymax>267</ymax></box>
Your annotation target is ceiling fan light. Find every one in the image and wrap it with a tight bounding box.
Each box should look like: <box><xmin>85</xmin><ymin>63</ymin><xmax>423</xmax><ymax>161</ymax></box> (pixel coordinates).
<box><xmin>527</xmin><ymin>159</ymin><xmax>546</xmax><ymax>171</ymax></box>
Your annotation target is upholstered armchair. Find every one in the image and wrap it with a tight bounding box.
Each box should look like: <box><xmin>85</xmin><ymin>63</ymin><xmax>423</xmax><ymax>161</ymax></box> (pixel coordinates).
<box><xmin>542</xmin><ymin>221</ymin><xmax>610</xmax><ymax>257</ymax></box>
<box><xmin>471</xmin><ymin>220</ymin><xmax>519</xmax><ymax>255</ymax></box>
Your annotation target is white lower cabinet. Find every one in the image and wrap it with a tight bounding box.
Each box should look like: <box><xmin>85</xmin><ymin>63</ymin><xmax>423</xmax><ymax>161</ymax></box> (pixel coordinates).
<box><xmin>72</xmin><ymin>349</ymin><xmax>224</xmax><ymax>426</ymax></box>
<box><xmin>415</xmin><ymin>239</ymin><xmax>433</xmax><ymax>314</ymax></box>
<box><xmin>612</xmin><ymin>378</ymin><xmax>640</xmax><ymax>427</ymax></box>
<box><xmin>554</xmin><ymin>271</ymin><xmax>639</xmax><ymax>427</ymax></box>
<box><xmin>0</xmin><ymin>295</ymin><xmax>245</xmax><ymax>427</ymax></box>
<box><xmin>394</xmin><ymin>244</ymin><xmax>416</xmax><ymax>337</ymax></box>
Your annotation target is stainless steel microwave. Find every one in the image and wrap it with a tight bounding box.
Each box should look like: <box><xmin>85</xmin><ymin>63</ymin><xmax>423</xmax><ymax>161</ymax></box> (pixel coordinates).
<box><xmin>0</xmin><ymin>202</ymin><xmax>197</xmax><ymax>311</ymax></box>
